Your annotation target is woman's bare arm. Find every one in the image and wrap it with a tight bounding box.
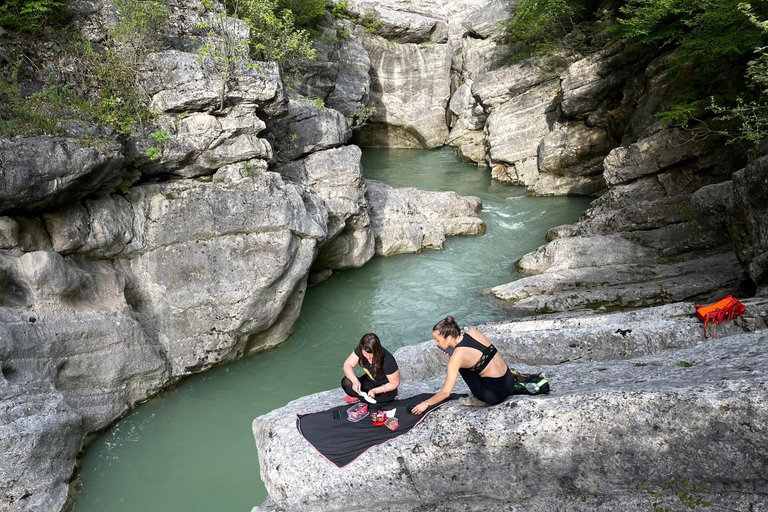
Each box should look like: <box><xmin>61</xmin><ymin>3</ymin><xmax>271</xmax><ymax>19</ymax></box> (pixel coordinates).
<box><xmin>370</xmin><ymin>369</ymin><xmax>401</xmax><ymax>397</ymax></box>
<box><xmin>342</xmin><ymin>352</ymin><xmax>362</xmax><ymax>394</ymax></box>
<box><xmin>411</xmin><ymin>355</ymin><xmax>462</xmax><ymax>414</ymax></box>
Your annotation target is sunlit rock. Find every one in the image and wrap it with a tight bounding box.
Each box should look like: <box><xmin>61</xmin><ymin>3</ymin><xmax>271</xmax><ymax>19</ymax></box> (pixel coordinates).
<box><xmin>366</xmin><ymin>179</ymin><xmax>485</xmax><ymax>256</ymax></box>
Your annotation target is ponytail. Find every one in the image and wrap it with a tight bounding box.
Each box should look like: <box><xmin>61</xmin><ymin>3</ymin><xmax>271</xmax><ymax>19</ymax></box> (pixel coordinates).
<box><xmin>433</xmin><ymin>316</ymin><xmax>461</xmax><ymax>338</ymax></box>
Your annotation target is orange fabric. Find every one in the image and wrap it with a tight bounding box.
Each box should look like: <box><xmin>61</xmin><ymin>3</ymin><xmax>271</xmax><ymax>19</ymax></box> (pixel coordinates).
<box><xmin>694</xmin><ymin>295</ymin><xmax>746</xmax><ymax>338</ymax></box>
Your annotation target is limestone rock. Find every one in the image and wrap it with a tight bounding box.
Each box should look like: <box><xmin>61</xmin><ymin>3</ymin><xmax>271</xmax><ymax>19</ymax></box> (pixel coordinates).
<box><xmin>0</xmin><ymin>254</ymin><xmax>169</xmax><ymax>510</ymax></box>
<box><xmin>560</xmin><ymin>42</ymin><xmax>649</xmax><ymax>119</ymax></box>
<box><xmin>0</xmin><ymin>383</ymin><xmax>82</xmax><ymax>512</ymax></box>
<box><xmin>42</xmin><ymin>204</ymin><xmax>90</xmax><ymax>254</ymax></box>
<box><xmin>14</xmin><ymin>218</ymin><xmax>52</xmax><ymax>253</ymax></box>
<box><xmin>269</xmin><ymin>96</ymin><xmax>351</xmax><ymax>164</ymax></box>
<box><xmin>140</xmin><ymin>49</ymin><xmax>283</xmax><ymax>114</ymax></box>
<box><xmin>252</xmin><ymin>306</ymin><xmax>768</xmax><ymax>512</ymax></box>
<box><xmin>454</xmin><ymin>36</ymin><xmax>502</xmax><ymax>84</ymax></box>
<box><xmin>516</xmin><ymin>234</ymin><xmax>659</xmax><ymax>274</ymax></box>
<box><xmin>0</xmin><ymin>137</ymin><xmax>125</xmax><ymax>215</ymax></box>
<box><xmin>494</xmin><ymin>251</ymin><xmax>743</xmax><ymax>312</ymax></box>
<box><xmin>292</xmin><ymin>20</ymin><xmax>371</xmax><ymax>121</ymax></box>
<box><xmin>485</xmin><ymin>80</ymin><xmax>559</xmax><ymax>166</ymax></box>
<box><xmin>396</xmin><ymin>300</ymin><xmax>768</xmax><ymax>379</ymax></box>
<box><xmin>603</xmin><ymin>128</ymin><xmax>724</xmax><ymax>187</ymax></box>
<box><xmin>366</xmin><ymin>179</ymin><xmax>485</xmax><ymax>256</ymax></box>
<box><xmin>473</xmin><ymin>56</ymin><xmax>565</xmax><ymax>111</ymax></box>
<box><xmin>461</xmin><ymin>0</ymin><xmax>511</xmax><ymax>39</ymax></box>
<box><xmin>278</xmin><ymin>145</ymin><xmax>375</xmax><ymax>270</ymax></box>
<box><xmin>355</xmin><ymin>28</ymin><xmax>452</xmax><ymax>149</ymax></box>
<box><xmin>342</xmin><ymin>1</ymin><xmax>448</xmax><ymax>44</ymax></box>
<box><xmin>537</xmin><ymin>121</ymin><xmax>615</xmax><ymax>178</ymax></box>
<box><xmin>720</xmin><ymin>156</ymin><xmax>768</xmax><ymax>294</ymax></box>
<box><xmin>0</xmin><ymin>217</ymin><xmax>19</xmax><ymax>250</ymax></box>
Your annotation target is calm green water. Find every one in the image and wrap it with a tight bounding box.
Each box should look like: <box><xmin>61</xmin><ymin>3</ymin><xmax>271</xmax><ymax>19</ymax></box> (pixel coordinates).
<box><xmin>71</xmin><ymin>148</ymin><xmax>591</xmax><ymax>512</ymax></box>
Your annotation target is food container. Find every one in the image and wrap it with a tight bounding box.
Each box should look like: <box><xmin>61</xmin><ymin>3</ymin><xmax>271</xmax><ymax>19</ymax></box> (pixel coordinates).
<box><xmin>371</xmin><ymin>411</ymin><xmax>388</xmax><ymax>426</ymax></box>
<box><xmin>347</xmin><ymin>403</ymin><xmax>369</xmax><ymax>422</ymax></box>
<box><xmin>384</xmin><ymin>417</ymin><xmax>400</xmax><ymax>431</ymax></box>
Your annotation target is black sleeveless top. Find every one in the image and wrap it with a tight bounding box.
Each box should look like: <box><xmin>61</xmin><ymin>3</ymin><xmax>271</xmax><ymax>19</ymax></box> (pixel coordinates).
<box><xmin>456</xmin><ymin>333</ymin><xmax>498</xmax><ymax>373</ymax></box>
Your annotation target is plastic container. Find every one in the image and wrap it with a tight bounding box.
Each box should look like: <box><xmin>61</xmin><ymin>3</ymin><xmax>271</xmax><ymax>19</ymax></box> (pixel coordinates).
<box><xmin>525</xmin><ymin>382</ymin><xmax>540</xmax><ymax>394</ymax></box>
<box><xmin>347</xmin><ymin>403</ymin><xmax>369</xmax><ymax>422</ymax></box>
<box><xmin>371</xmin><ymin>411</ymin><xmax>388</xmax><ymax>426</ymax></box>
<box><xmin>384</xmin><ymin>417</ymin><xmax>400</xmax><ymax>431</ymax></box>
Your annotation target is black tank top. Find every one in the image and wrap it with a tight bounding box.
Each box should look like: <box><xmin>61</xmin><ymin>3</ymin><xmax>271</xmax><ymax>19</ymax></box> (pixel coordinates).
<box><xmin>456</xmin><ymin>333</ymin><xmax>498</xmax><ymax>373</ymax></box>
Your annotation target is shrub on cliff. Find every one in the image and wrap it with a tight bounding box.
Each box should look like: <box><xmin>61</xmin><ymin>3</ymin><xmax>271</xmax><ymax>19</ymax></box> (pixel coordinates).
<box><xmin>0</xmin><ymin>0</ymin><xmax>69</xmax><ymax>33</ymax></box>
<box><xmin>225</xmin><ymin>0</ymin><xmax>325</xmax><ymax>68</ymax></box>
<box><xmin>505</xmin><ymin>0</ymin><xmax>768</xmax><ymax>160</ymax></box>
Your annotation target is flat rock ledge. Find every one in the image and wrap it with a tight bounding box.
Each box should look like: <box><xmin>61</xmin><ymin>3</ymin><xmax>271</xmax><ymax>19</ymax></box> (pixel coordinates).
<box><xmin>252</xmin><ymin>301</ymin><xmax>768</xmax><ymax>512</ymax></box>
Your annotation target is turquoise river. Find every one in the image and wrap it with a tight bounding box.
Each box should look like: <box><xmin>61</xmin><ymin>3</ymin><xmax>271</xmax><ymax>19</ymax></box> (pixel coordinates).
<box><xmin>70</xmin><ymin>148</ymin><xmax>592</xmax><ymax>511</ymax></box>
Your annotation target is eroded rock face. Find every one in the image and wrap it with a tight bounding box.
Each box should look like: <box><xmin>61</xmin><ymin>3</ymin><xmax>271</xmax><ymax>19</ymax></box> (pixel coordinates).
<box><xmin>278</xmin><ymin>145</ymin><xmax>375</xmax><ymax>270</ymax></box>
<box><xmin>694</xmin><ymin>155</ymin><xmax>768</xmax><ymax>295</ymax></box>
<box><xmin>354</xmin><ymin>27</ymin><xmax>453</xmax><ymax>149</ymax></box>
<box><xmin>0</xmin><ymin>253</ymin><xmax>169</xmax><ymax>512</ymax></box>
<box><xmin>366</xmin><ymin>179</ymin><xmax>485</xmax><ymax>256</ymax></box>
<box><xmin>0</xmin><ymin>137</ymin><xmax>125</xmax><ymax>214</ymax></box>
<box><xmin>251</xmin><ymin>301</ymin><xmax>768</xmax><ymax>512</ymax></box>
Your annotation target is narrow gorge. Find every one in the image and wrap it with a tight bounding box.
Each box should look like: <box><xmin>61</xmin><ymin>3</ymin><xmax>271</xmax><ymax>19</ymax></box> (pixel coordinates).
<box><xmin>0</xmin><ymin>0</ymin><xmax>766</xmax><ymax>511</ymax></box>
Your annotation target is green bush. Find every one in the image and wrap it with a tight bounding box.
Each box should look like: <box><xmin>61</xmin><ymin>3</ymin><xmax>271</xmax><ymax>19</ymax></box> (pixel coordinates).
<box><xmin>0</xmin><ymin>0</ymin><xmax>69</xmax><ymax>33</ymax></box>
<box><xmin>226</xmin><ymin>0</ymin><xmax>321</xmax><ymax>68</ymax></box>
<box><xmin>504</xmin><ymin>0</ymin><xmax>602</xmax><ymax>61</ymax></box>
<box><xmin>111</xmin><ymin>0</ymin><xmax>171</xmax><ymax>54</ymax></box>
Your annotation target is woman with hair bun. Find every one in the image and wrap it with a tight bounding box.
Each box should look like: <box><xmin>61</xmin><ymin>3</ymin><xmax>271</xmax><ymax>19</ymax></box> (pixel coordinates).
<box><xmin>341</xmin><ymin>333</ymin><xmax>400</xmax><ymax>404</ymax></box>
<box><xmin>411</xmin><ymin>316</ymin><xmax>515</xmax><ymax>414</ymax></box>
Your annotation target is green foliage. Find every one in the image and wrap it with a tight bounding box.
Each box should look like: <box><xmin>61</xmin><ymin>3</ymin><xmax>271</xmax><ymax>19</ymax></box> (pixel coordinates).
<box><xmin>111</xmin><ymin>0</ymin><xmax>171</xmax><ymax>53</ymax></box>
<box><xmin>149</xmin><ymin>129</ymin><xmax>171</xmax><ymax>144</ymax></box>
<box><xmin>197</xmin><ymin>5</ymin><xmax>250</xmax><ymax>111</ymax></box>
<box><xmin>504</xmin><ymin>0</ymin><xmax>601</xmax><ymax>61</ymax></box>
<box><xmin>228</xmin><ymin>0</ymin><xmax>319</xmax><ymax>68</ymax></box>
<box><xmin>0</xmin><ymin>77</ymin><xmax>64</xmax><ymax>136</ymax></box>
<box><xmin>276</xmin><ymin>0</ymin><xmax>327</xmax><ymax>29</ymax></box>
<box><xmin>67</xmin><ymin>40</ymin><xmax>153</xmax><ymax>134</ymax></box>
<box><xmin>311</xmin><ymin>96</ymin><xmax>325</xmax><ymax>111</ymax></box>
<box><xmin>676</xmin><ymin>360</ymin><xmax>696</xmax><ymax>367</ymax></box>
<box><xmin>616</xmin><ymin>0</ymin><xmax>767</xmax><ymax>73</ymax></box>
<box><xmin>359</xmin><ymin>11</ymin><xmax>382</xmax><ymax>34</ymax></box>
<box><xmin>243</xmin><ymin>163</ymin><xmax>261</xmax><ymax>176</ymax></box>
<box><xmin>0</xmin><ymin>0</ymin><xmax>68</xmax><ymax>33</ymax></box>
<box><xmin>146</xmin><ymin>129</ymin><xmax>171</xmax><ymax>160</ymax></box>
<box><xmin>330</xmin><ymin>0</ymin><xmax>351</xmax><ymax>20</ymax></box>
<box><xmin>645</xmin><ymin>477</ymin><xmax>712</xmax><ymax>511</ymax></box>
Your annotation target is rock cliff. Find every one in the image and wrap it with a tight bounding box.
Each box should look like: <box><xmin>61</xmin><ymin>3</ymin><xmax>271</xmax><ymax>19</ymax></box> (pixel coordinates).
<box><xmin>2</xmin><ymin>0</ymin><xmax>768</xmax><ymax>510</ymax></box>
<box><xmin>0</xmin><ymin>2</ymin><xmax>485</xmax><ymax>510</ymax></box>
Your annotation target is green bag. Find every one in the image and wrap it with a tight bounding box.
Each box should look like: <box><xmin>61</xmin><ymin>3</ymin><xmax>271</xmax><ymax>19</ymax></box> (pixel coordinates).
<box><xmin>511</xmin><ymin>372</ymin><xmax>550</xmax><ymax>395</ymax></box>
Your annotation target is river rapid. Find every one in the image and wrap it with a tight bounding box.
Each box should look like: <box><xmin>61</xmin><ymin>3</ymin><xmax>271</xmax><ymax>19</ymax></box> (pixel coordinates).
<box><xmin>70</xmin><ymin>148</ymin><xmax>591</xmax><ymax>511</ymax></box>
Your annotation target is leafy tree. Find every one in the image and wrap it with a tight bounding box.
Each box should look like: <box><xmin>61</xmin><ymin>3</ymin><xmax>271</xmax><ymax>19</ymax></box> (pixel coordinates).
<box><xmin>197</xmin><ymin>0</ymin><xmax>251</xmax><ymax>111</ymax></box>
<box><xmin>226</xmin><ymin>0</ymin><xmax>320</xmax><ymax>68</ymax></box>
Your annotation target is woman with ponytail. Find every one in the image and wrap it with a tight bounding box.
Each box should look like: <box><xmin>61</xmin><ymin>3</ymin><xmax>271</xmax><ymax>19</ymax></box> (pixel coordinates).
<box><xmin>411</xmin><ymin>316</ymin><xmax>515</xmax><ymax>414</ymax></box>
<box><xmin>341</xmin><ymin>333</ymin><xmax>400</xmax><ymax>404</ymax></box>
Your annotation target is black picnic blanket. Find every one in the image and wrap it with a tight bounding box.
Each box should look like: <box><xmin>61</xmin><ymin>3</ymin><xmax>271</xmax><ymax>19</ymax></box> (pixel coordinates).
<box><xmin>296</xmin><ymin>393</ymin><xmax>465</xmax><ymax>468</ymax></box>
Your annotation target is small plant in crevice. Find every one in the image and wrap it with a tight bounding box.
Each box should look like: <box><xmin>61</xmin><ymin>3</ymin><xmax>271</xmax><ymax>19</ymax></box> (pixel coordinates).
<box><xmin>146</xmin><ymin>128</ymin><xmax>171</xmax><ymax>160</ymax></box>
<box><xmin>637</xmin><ymin>477</ymin><xmax>712</xmax><ymax>512</ymax></box>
